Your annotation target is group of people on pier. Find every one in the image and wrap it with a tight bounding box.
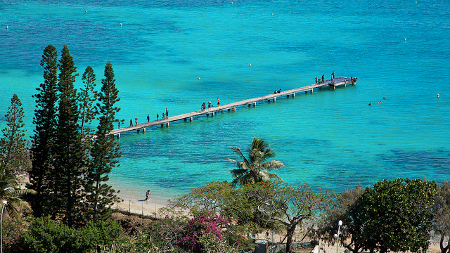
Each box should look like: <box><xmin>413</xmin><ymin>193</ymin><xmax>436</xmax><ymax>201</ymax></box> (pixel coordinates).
<box><xmin>315</xmin><ymin>72</ymin><xmax>335</xmax><ymax>84</ymax></box>
<box><xmin>201</xmin><ymin>98</ymin><xmax>220</xmax><ymax>111</ymax></box>
<box><xmin>155</xmin><ymin>108</ymin><xmax>169</xmax><ymax>121</ymax></box>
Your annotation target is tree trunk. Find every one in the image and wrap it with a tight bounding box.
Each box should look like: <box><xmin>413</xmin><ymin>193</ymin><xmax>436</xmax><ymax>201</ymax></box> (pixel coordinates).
<box><xmin>285</xmin><ymin>223</ymin><xmax>297</xmax><ymax>253</ymax></box>
<box><xmin>441</xmin><ymin>233</ymin><xmax>449</xmax><ymax>253</ymax></box>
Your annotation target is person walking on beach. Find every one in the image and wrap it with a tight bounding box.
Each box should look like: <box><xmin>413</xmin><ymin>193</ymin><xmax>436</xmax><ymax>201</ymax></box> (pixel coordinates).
<box><xmin>130</xmin><ymin>119</ymin><xmax>133</xmax><ymax>127</ymax></box>
<box><xmin>166</xmin><ymin>108</ymin><xmax>169</xmax><ymax>118</ymax></box>
<box><xmin>145</xmin><ymin>190</ymin><xmax>150</xmax><ymax>201</ymax></box>
<box><xmin>147</xmin><ymin>114</ymin><xmax>150</xmax><ymax>122</ymax></box>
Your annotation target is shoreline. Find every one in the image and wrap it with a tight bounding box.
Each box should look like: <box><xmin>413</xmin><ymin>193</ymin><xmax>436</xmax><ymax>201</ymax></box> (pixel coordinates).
<box><xmin>114</xmin><ymin>191</ymin><xmax>170</xmax><ymax>216</ymax></box>
<box><xmin>19</xmin><ymin>174</ymin><xmax>171</xmax><ymax>216</ymax></box>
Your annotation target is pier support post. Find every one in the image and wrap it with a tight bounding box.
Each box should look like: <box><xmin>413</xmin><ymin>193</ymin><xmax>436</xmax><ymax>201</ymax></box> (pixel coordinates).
<box><xmin>116</xmin><ymin>133</ymin><xmax>120</xmax><ymax>139</ymax></box>
<box><xmin>273</xmin><ymin>97</ymin><xmax>276</xmax><ymax>103</ymax></box>
<box><xmin>166</xmin><ymin>122</ymin><xmax>169</xmax><ymax>128</ymax></box>
<box><xmin>311</xmin><ymin>89</ymin><xmax>313</xmax><ymax>93</ymax></box>
<box><xmin>232</xmin><ymin>107</ymin><xmax>236</xmax><ymax>112</ymax></box>
<box><xmin>248</xmin><ymin>104</ymin><xmax>251</xmax><ymax>108</ymax></box>
<box><xmin>344</xmin><ymin>83</ymin><xmax>347</xmax><ymax>87</ymax></box>
<box><xmin>143</xmin><ymin>128</ymin><xmax>146</xmax><ymax>133</ymax></box>
<box><xmin>190</xmin><ymin>117</ymin><xmax>193</xmax><ymax>122</ymax></box>
<box><xmin>212</xmin><ymin>112</ymin><xmax>215</xmax><ymax>117</ymax></box>
<box><xmin>287</xmin><ymin>94</ymin><xmax>289</xmax><ymax>98</ymax></box>
<box><xmin>184</xmin><ymin>118</ymin><xmax>187</xmax><ymax>121</ymax></box>
<box><xmin>292</xmin><ymin>93</ymin><xmax>295</xmax><ymax>98</ymax></box>
<box><xmin>253</xmin><ymin>102</ymin><xmax>256</xmax><ymax>107</ymax></box>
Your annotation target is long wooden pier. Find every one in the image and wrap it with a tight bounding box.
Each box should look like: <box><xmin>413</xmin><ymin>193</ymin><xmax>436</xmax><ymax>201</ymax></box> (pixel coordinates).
<box><xmin>110</xmin><ymin>76</ymin><xmax>356</xmax><ymax>138</ymax></box>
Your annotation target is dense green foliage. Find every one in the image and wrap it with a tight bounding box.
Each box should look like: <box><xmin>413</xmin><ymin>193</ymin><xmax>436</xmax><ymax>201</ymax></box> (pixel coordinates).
<box><xmin>171</xmin><ymin>180</ymin><xmax>334</xmax><ymax>253</ymax></box>
<box><xmin>29</xmin><ymin>44</ymin><xmax>59</xmax><ymax>218</ymax></box>
<box><xmin>315</xmin><ymin>178</ymin><xmax>437</xmax><ymax>253</ymax></box>
<box><xmin>79</xmin><ymin>65</ymin><xmax>98</xmax><ymax>136</ymax></box>
<box><xmin>0</xmin><ymin>94</ymin><xmax>30</xmax><ymax>175</ymax></box>
<box><xmin>53</xmin><ymin>44</ymin><xmax>86</xmax><ymax>227</ymax></box>
<box><xmin>20</xmin><ymin>217</ymin><xmax>122</xmax><ymax>253</ymax></box>
<box><xmin>85</xmin><ymin>60</ymin><xmax>121</xmax><ymax>221</ymax></box>
<box><xmin>27</xmin><ymin>45</ymin><xmax>121</xmax><ymax>227</ymax></box>
<box><xmin>227</xmin><ymin>138</ymin><xmax>284</xmax><ymax>187</ymax></box>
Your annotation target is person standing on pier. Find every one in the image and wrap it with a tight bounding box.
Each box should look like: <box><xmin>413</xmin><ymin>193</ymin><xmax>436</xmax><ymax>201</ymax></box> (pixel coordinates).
<box><xmin>208</xmin><ymin>101</ymin><xmax>211</xmax><ymax>108</ymax></box>
<box><xmin>322</xmin><ymin>75</ymin><xmax>324</xmax><ymax>83</ymax></box>
<box><xmin>217</xmin><ymin>98</ymin><xmax>220</xmax><ymax>106</ymax></box>
<box><xmin>147</xmin><ymin>114</ymin><xmax>150</xmax><ymax>122</ymax></box>
<box><xmin>130</xmin><ymin>119</ymin><xmax>133</xmax><ymax>127</ymax></box>
<box><xmin>166</xmin><ymin>108</ymin><xmax>169</xmax><ymax>118</ymax></box>
<box><xmin>315</xmin><ymin>77</ymin><xmax>317</xmax><ymax>83</ymax></box>
<box><xmin>135</xmin><ymin>118</ymin><xmax>138</xmax><ymax>125</ymax></box>
<box><xmin>157</xmin><ymin>113</ymin><xmax>159</xmax><ymax>121</ymax></box>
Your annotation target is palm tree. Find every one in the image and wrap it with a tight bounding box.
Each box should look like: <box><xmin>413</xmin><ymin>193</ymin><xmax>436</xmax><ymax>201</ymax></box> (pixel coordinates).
<box><xmin>0</xmin><ymin>165</ymin><xmax>35</xmax><ymax>219</ymax></box>
<box><xmin>227</xmin><ymin>138</ymin><xmax>284</xmax><ymax>187</ymax></box>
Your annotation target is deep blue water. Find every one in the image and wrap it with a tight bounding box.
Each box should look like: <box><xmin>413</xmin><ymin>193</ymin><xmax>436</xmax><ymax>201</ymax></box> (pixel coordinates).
<box><xmin>1</xmin><ymin>0</ymin><xmax>449</xmax><ymax>202</ymax></box>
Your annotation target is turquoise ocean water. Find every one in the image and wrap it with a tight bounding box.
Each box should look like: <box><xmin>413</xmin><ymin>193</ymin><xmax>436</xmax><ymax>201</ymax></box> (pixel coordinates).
<box><xmin>1</xmin><ymin>0</ymin><xmax>449</xmax><ymax>202</ymax></box>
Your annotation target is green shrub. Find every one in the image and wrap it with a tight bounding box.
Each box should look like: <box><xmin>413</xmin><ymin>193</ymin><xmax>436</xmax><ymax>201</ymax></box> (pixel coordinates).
<box><xmin>20</xmin><ymin>216</ymin><xmax>123</xmax><ymax>253</ymax></box>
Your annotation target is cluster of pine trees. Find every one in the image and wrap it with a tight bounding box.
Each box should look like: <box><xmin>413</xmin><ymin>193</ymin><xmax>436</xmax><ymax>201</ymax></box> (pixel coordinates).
<box><xmin>28</xmin><ymin>44</ymin><xmax>121</xmax><ymax>227</ymax></box>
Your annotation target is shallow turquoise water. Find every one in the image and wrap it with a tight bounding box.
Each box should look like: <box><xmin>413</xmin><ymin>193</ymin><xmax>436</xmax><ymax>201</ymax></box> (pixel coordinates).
<box><xmin>1</xmin><ymin>0</ymin><xmax>449</xmax><ymax>202</ymax></box>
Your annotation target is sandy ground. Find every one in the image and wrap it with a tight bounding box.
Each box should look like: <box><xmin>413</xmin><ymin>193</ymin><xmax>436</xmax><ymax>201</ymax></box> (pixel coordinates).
<box><xmin>113</xmin><ymin>194</ymin><xmax>169</xmax><ymax>218</ymax></box>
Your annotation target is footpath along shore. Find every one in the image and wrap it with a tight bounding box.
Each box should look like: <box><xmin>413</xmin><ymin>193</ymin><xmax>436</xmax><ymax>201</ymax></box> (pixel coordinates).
<box><xmin>114</xmin><ymin>193</ymin><xmax>169</xmax><ymax>218</ymax></box>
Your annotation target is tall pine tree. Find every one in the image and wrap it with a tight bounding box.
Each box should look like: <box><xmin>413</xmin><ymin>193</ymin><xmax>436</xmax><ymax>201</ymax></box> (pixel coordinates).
<box><xmin>86</xmin><ymin>60</ymin><xmax>121</xmax><ymax>221</ymax></box>
<box><xmin>53</xmin><ymin>44</ymin><xmax>85</xmax><ymax>227</ymax></box>
<box><xmin>29</xmin><ymin>45</ymin><xmax>58</xmax><ymax>218</ymax></box>
<box><xmin>79</xmin><ymin>66</ymin><xmax>98</xmax><ymax>137</ymax></box>
<box><xmin>0</xmin><ymin>94</ymin><xmax>30</xmax><ymax>176</ymax></box>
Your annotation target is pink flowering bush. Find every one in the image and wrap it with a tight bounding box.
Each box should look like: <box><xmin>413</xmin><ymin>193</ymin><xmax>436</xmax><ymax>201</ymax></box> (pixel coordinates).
<box><xmin>3</xmin><ymin>217</ymin><xmax>24</xmax><ymax>252</ymax></box>
<box><xmin>176</xmin><ymin>212</ymin><xmax>228</xmax><ymax>252</ymax></box>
